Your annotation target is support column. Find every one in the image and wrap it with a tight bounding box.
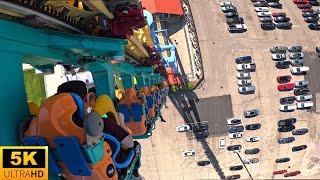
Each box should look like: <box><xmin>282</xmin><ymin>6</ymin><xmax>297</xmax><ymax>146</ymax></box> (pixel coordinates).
<box><xmin>0</xmin><ymin>52</ymin><xmax>29</xmax><ymax>145</ymax></box>
<box><xmin>122</xmin><ymin>73</ymin><xmax>134</xmax><ymax>90</ymax></box>
<box><xmin>136</xmin><ymin>75</ymin><xmax>146</xmax><ymax>90</ymax></box>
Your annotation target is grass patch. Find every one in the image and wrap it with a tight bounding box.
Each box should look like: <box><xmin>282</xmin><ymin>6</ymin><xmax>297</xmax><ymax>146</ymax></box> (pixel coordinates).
<box><xmin>23</xmin><ymin>69</ymin><xmax>46</xmax><ymax>106</ymax></box>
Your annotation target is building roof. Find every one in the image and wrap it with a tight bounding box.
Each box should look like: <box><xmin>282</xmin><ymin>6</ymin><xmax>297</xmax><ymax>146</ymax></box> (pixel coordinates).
<box><xmin>141</xmin><ymin>0</ymin><xmax>184</xmax><ymax>15</ymax></box>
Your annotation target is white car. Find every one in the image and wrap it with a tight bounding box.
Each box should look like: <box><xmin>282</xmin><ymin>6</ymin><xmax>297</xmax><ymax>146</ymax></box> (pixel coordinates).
<box><xmin>229</xmin><ymin>132</ymin><xmax>243</xmax><ymax>139</ymax></box>
<box><xmin>220</xmin><ymin>1</ymin><xmax>233</xmax><ymax>7</ymax></box>
<box><xmin>291</xmin><ymin>66</ymin><xmax>309</xmax><ymax>75</ymax></box>
<box><xmin>272</xmin><ymin>54</ymin><xmax>287</xmax><ymax>61</ymax></box>
<box><xmin>295</xmin><ymin>80</ymin><xmax>309</xmax><ymax>88</ymax></box>
<box><xmin>257</xmin><ymin>12</ymin><xmax>272</xmax><ymax>17</ymax></box>
<box><xmin>237</xmin><ymin>79</ymin><xmax>252</xmax><ymax>86</ymax></box>
<box><xmin>289</xmin><ymin>52</ymin><xmax>304</xmax><ymax>59</ymax></box>
<box><xmin>246</xmin><ymin>136</ymin><xmax>260</xmax><ymax>142</ymax></box>
<box><xmin>182</xmin><ymin>150</ymin><xmax>195</xmax><ymax>157</ymax></box>
<box><xmin>296</xmin><ymin>94</ymin><xmax>312</xmax><ymax>102</ymax></box>
<box><xmin>236</xmin><ymin>63</ymin><xmax>256</xmax><ymax>71</ymax></box>
<box><xmin>227</xmin><ymin>117</ymin><xmax>242</xmax><ymax>125</ymax></box>
<box><xmin>279</xmin><ymin>104</ymin><xmax>296</xmax><ymax>112</ymax></box>
<box><xmin>237</xmin><ymin>72</ymin><xmax>251</xmax><ymax>79</ymax></box>
<box><xmin>219</xmin><ymin>138</ymin><xmax>226</xmax><ymax>149</ymax></box>
<box><xmin>176</xmin><ymin>124</ymin><xmax>190</xmax><ymax>132</ymax></box>
<box><xmin>255</xmin><ymin>7</ymin><xmax>269</xmax><ymax>12</ymax></box>
<box><xmin>297</xmin><ymin>101</ymin><xmax>313</xmax><ymax>109</ymax></box>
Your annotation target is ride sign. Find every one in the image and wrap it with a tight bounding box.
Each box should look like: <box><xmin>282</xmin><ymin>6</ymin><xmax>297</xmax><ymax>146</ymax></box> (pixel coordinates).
<box><xmin>0</xmin><ymin>146</ymin><xmax>48</xmax><ymax>180</ymax></box>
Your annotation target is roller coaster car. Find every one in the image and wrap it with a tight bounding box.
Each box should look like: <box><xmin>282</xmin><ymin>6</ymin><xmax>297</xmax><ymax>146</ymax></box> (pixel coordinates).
<box><xmin>117</xmin><ymin>88</ymin><xmax>147</xmax><ymax>137</ymax></box>
<box><xmin>22</xmin><ymin>93</ymin><xmax>117</xmax><ymax>179</ymax></box>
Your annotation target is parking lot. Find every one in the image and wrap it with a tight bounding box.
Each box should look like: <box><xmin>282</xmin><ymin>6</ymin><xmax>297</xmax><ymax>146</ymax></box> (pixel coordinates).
<box><xmin>139</xmin><ymin>0</ymin><xmax>320</xmax><ymax>179</ymax></box>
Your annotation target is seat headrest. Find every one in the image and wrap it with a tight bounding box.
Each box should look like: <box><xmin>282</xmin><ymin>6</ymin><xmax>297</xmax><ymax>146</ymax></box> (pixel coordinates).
<box><xmin>57</xmin><ymin>81</ymin><xmax>87</xmax><ymax>100</ymax></box>
<box><xmin>70</xmin><ymin>92</ymin><xmax>85</xmax><ymax>120</ymax></box>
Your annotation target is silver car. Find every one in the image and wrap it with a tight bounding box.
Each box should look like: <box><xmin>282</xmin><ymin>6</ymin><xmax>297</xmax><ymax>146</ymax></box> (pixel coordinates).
<box><xmin>237</xmin><ymin>79</ymin><xmax>252</xmax><ymax>86</ymax></box>
<box><xmin>295</xmin><ymin>80</ymin><xmax>309</xmax><ymax>88</ymax></box>
<box><xmin>270</xmin><ymin>46</ymin><xmax>288</xmax><ymax>53</ymax></box>
<box><xmin>237</xmin><ymin>72</ymin><xmax>251</xmax><ymax>79</ymax></box>
<box><xmin>238</xmin><ymin>86</ymin><xmax>255</xmax><ymax>94</ymax></box>
<box><xmin>291</xmin><ymin>59</ymin><xmax>304</xmax><ymax>66</ymax></box>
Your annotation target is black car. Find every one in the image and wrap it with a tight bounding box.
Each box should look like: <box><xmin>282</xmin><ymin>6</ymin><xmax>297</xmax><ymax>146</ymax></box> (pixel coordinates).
<box><xmin>194</xmin><ymin>130</ymin><xmax>209</xmax><ymax>138</ymax></box>
<box><xmin>309</xmin><ymin>23</ymin><xmax>320</xmax><ymax>30</ymax></box>
<box><xmin>197</xmin><ymin>160</ymin><xmax>210</xmax><ymax>166</ymax></box>
<box><xmin>288</xmin><ymin>46</ymin><xmax>303</xmax><ymax>52</ymax></box>
<box><xmin>294</xmin><ymin>88</ymin><xmax>310</xmax><ymax>96</ymax></box>
<box><xmin>192</xmin><ymin>122</ymin><xmax>209</xmax><ymax>131</ymax></box>
<box><xmin>227</xmin><ymin>174</ymin><xmax>241</xmax><ymax>180</ymax></box>
<box><xmin>261</xmin><ymin>22</ymin><xmax>276</xmax><ymax>30</ymax></box>
<box><xmin>309</xmin><ymin>0</ymin><xmax>320</xmax><ymax>6</ymax></box>
<box><xmin>275</xmin><ymin>157</ymin><xmax>290</xmax><ymax>163</ymax></box>
<box><xmin>227</xmin><ymin>17</ymin><xmax>244</xmax><ymax>25</ymax></box>
<box><xmin>244</xmin><ymin>109</ymin><xmax>260</xmax><ymax>118</ymax></box>
<box><xmin>244</xmin><ymin>148</ymin><xmax>260</xmax><ymax>155</ymax></box>
<box><xmin>292</xmin><ymin>128</ymin><xmax>309</xmax><ymax>135</ymax></box>
<box><xmin>275</xmin><ymin>22</ymin><xmax>292</xmax><ymax>29</ymax></box>
<box><xmin>229</xmin><ymin>165</ymin><xmax>243</xmax><ymax>171</ymax></box>
<box><xmin>274</xmin><ymin>17</ymin><xmax>290</xmax><ymax>23</ymax></box>
<box><xmin>292</xmin><ymin>145</ymin><xmax>307</xmax><ymax>152</ymax></box>
<box><xmin>275</xmin><ymin>61</ymin><xmax>290</xmax><ymax>69</ymax></box>
<box><xmin>260</xmin><ymin>17</ymin><xmax>273</xmax><ymax>22</ymax></box>
<box><xmin>235</xmin><ymin>56</ymin><xmax>252</xmax><ymax>64</ymax></box>
<box><xmin>278</xmin><ymin>125</ymin><xmax>295</xmax><ymax>132</ymax></box>
<box><xmin>228</xmin><ymin>125</ymin><xmax>244</xmax><ymax>133</ymax></box>
<box><xmin>278</xmin><ymin>118</ymin><xmax>297</xmax><ymax>126</ymax></box>
<box><xmin>254</xmin><ymin>1</ymin><xmax>269</xmax><ymax>7</ymax></box>
<box><xmin>227</xmin><ymin>145</ymin><xmax>242</xmax><ymax>152</ymax></box>
<box><xmin>280</xmin><ymin>96</ymin><xmax>296</xmax><ymax>104</ymax></box>
<box><xmin>245</xmin><ymin>123</ymin><xmax>261</xmax><ymax>130</ymax></box>
<box><xmin>278</xmin><ymin>137</ymin><xmax>295</xmax><ymax>144</ymax></box>
<box><xmin>305</xmin><ymin>16</ymin><xmax>319</xmax><ymax>23</ymax></box>
<box><xmin>269</xmin><ymin>2</ymin><xmax>282</xmax><ymax>8</ymax></box>
<box><xmin>225</xmin><ymin>11</ymin><xmax>239</xmax><ymax>18</ymax></box>
<box><xmin>302</xmin><ymin>12</ymin><xmax>317</xmax><ymax>17</ymax></box>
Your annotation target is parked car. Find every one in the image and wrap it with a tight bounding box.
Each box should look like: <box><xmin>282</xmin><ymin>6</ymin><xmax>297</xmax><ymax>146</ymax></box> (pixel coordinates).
<box><xmin>273</xmin><ymin>170</ymin><xmax>288</xmax><ymax>175</ymax></box>
<box><xmin>279</xmin><ymin>104</ymin><xmax>296</xmax><ymax>112</ymax></box>
<box><xmin>182</xmin><ymin>150</ymin><xmax>195</xmax><ymax>157</ymax></box>
<box><xmin>270</xmin><ymin>46</ymin><xmax>287</xmax><ymax>53</ymax></box>
<box><xmin>297</xmin><ymin>101</ymin><xmax>313</xmax><ymax>109</ymax></box>
<box><xmin>238</xmin><ymin>86</ymin><xmax>255</xmax><ymax>94</ymax></box>
<box><xmin>229</xmin><ymin>132</ymin><xmax>243</xmax><ymax>139</ymax></box>
<box><xmin>278</xmin><ymin>83</ymin><xmax>295</xmax><ymax>91</ymax></box>
<box><xmin>275</xmin><ymin>22</ymin><xmax>292</xmax><ymax>29</ymax></box>
<box><xmin>309</xmin><ymin>0</ymin><xmax>320</xmax><ymax>5</ymax></box>
<box><xmin>228</xmin><ymin>24</ymin><xmax>247</xmax><ymax>33</ymax></box>
<box><xmin>227</xmin><ymin>118</ymin><xmax>242</xmax><ymax>125</ymax></box>
<box><xmin>302</xmin><ymin>8</ymin><xmax>314</xmax><ymax>13</ymax></box>
<box><xmin>237</xmin><ymin>72</ymin><xmax>251</xmax><ymax>79</ymax></box>
<box><xmin>245</xmin><ymin>123</ymin><xmax>261</xmax><ymax>130</ymax></box>
<box><xmin>305</xmin><ymin>16</ymin><xmax>319</xmax><ymax>23</ymax></box>
<box><xmin>197</xmin><ymin>160</ymin><xmax>210</xmax><ymax>166</ymax></box>
<box><xmin>298</xmin><ymin>3</ymin><xmax>312</xmax><ymax>8</ymax></box>
<box><xmin>288</xmin><ymin>45</ymin><xmax>303</xmax><ymax>52</ymax></box>
<box><xmin>225</xmin><ymin>11</ymin><xmax>239</xmax><ymax>18</ymax></box>
<box><xmin>235</xmin><ymin>55</ymin><xmax>252</xmax><ymax>64</ymax></box>
<box><xmin>268</xmin><ymin>2</ymin><xmax>282</xmax><ymax>8</ymax></box>
<box><xmin>284</xmin><ymin>171</ymin><xmax>301</xmax><ymax>177</ymax></box>
<box><xmin>257</xmin><ymin>12</ymin><xmax>272</xmax><ymax>17</ymax></box>
<box><xmin>292</xmin><ymin>145</ymin><xmax>307</xmax><ymax>152</ymax></box>
<box><xmin>296</xmin><ymin>94</ymin><xmax>312</xmax><ymax>101</ymax></box>
<box><xmin>280</xmin><ymin>96</ymin><xmax>296</xmax><ymax>104</ymax></box>
<box><xmin>293</xmin><ymin>0</ymin><xmax>309</xmax><ymax>4</ymax></box>
<box><xmin>274</xmin><ymin>17</ymin><xmax>290</xmax><ymax>23</ymax></box>
<box><xmin>176</xmin><ymin>124</ymin><xmax>191</xmax><ymax>132</ymax></box>
<box><xmin>309</xmin><ymin>23</ymin><xmax>320</xmax><ymax>30</ymax></box>
<box><xmin>295</xmin><ymin>80</ymin><xmax>309</xmax><ymax>88</ymax></box>
<box><xmin>289</xmin><ymin>52</ymin><xmax>304</xmax><ymax>59</ymax></box>
<box><xmin>228</xmin><ymin>125</ymin><xmax>244</xmax><ymax>133</ymax></box>
<box><xmin>227</xmin><ymin>17</ymin><xmax>244</xmax><ymax>25</ymax></box>
<box><xmin>244</xmin><ymin>109</ymin><xmax>260</xmax><ymax>118</ymax></box>
<box><xmin>221</xmin><ymin>6</ymin><xmax>237</xmax><ymax>12</ymax></box>
<box><xmin>237</xmin><ymin>79</ymin><xmax>252</xmax><ymax>86</ymax></box>
<box><xmin>245</xmin><ymin>148</ymin><xmax>260</xmax><ymax>155</ymax></box>
<box><xmin>219</xmin><ymin>137</ymin><xmax>226</xmax><ymax>149</ymax></box>
<box><xmin>227</xmin><ymin>144</ymin><xmax>242</xmax><ymax>152</ymax></box>
<box><xmin>302</xmin><ymin>12</ymin><xmax>317</xmax><ymax>17</ymax></box>
<box><xmin>277</xmin><ymin>75</ymin><xmax>291</xmax><ymax>83</ymax></box>
<box><xmin>275</xmin><ymin>61</ymin><xmax>290</xmax><ymax>69</ymax></box>
<box><xmin>278</xmin><ymin>118</ymin><xmax>297</xmax><ymax>126</ymax></box>
<box><xmin>294</xmin><ymin>87</ymin><xmax>310</xmax><ymax>95</ymax></box>
<box><xmin>226</xmin><ymin>174</ymin><xmax>241</xmax><ymax>180</ymax></box>
<box><xmin>220</xmin><ymin>1</ymin><xmax>233</xmax><ymax>7</ymax></box>
<box><xmin>260</xmin><ymin>16</ymin><xmax>273</xmax><ymax>22</ymax></box>
<box><xmin>292</xmin><ymin>128</ymin><xmax>308</xmax><ymax>135</ymax></box>
<box><xmin>246</xmin><ymin>136</ymin><xmax>260</xmax><ymax>142</ymax></box>
<box><xmin>278</xmin><ymin>125</ymin><xmax>295</xmax><ymax>132</ymax></box>
<box><xmin>254</xmin><ymin>1</ymin><xmax>269</xmax><ymax>7</ymax></box>
<box><xmin>194</xmin><ymin>130</ymin><xmax>209</xmax><ymax>138</ymax></box>
<box><xmin>290</xmin><ymin>59</ymin><xmax>304</xmax><ymax>66</ymax></box>
<box><xmin>255</xmin><ymin>7</ymin><xmax>269</xmax><ymax>12</ymax></box>
<box><xmin>272</xmin><ymin>12</ymin><xmax>286</xmax><ymax>17</ymax></box>
<box><xmin>229</xmin><ymin>165</ymin><xmax>243</xmax><ymax>171</ymax></box>
<box><xmin>236</xmin><ymin>63</ymin><xmax>256</xmax><ymax>71</ymax></box>
<box><xmin>243</xmin><ymin>158</ymin><xmax>259</xmax><ymax>164</ymax></box>
<box><xmin>261</xmin><ymin>22</ymin><xmax>276</xmax><ymax>30</ymax></box>
<box><xmin>272</xmin><ymin>54</ymin><xmax>287</xmax><ymax>61</ymax></box>
<box><xmin>278</xmin><ymin>137</ymin><xmax>295</xmax><ymax>144</ymax></box>
<box><xmin>275</xmin><ymin>157</ymin><xmax>290</xmax><ymax>163</ymax></box>
<box><xmin>291</xmin><ymin>66</ymin><xmax>309</xmax><ymax>75</ymax></box>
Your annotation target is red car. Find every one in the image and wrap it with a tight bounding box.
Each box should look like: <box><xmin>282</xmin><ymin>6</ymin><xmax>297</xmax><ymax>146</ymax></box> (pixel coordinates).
<box><xmin>284</xmin><ymin>171</ymin><xmax>301</xmax><ymax>177</ymax></box>
<box><xmin>278</xmin><ymin>83</ymin><xmax>295</xmax><ymax>91</ymax></box>
<box><xmin>293</xmin><ymin>0</ymin><xmax>309</xmax><ymax>4</ymax></box>
<box><xmin>277</xmin><ymin>75</ymin><xmax>291</xmax><ymax>83</ymax></box>
<box><xmin>297</xmin><ymin>4</ymin><xmax>312</xmax><ymax>8</ymax></box>
<box><xmin>273</xmin><ymin>170</ymin><xmax>288</xmax><ymax>175</ymax></box>
<box><xmin>272</xmin><ymin>12</ymin><xmax>287</xmax><ymax>17</ymax></box>
<box><xmin>302</xmin><ymin>8</ymin><xmax>314</xmax><ymax>13</ymax></box>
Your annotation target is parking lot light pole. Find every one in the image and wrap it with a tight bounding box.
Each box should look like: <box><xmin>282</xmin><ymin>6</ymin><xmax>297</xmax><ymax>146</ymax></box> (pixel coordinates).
<box><xmin>235</xmin><ymin>152</ymin><xmax>253</xmax><ymax>180</ymax></box>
